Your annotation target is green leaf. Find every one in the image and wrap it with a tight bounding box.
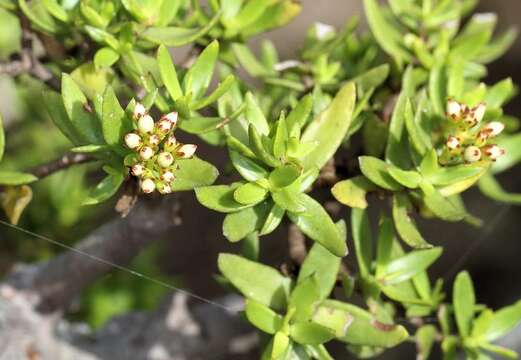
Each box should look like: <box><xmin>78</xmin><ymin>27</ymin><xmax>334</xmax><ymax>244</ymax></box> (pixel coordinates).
<box><xmin>183</xmin><ymin>40</ymin><xmax>219</xmax><ymax>100</ymax></box>
<box><xmin>248</xmin><ymin>124</ymin><xmax>280</xmax><ymax>167</ymax></box>
<box><xmin>290</xmin><ymin>322</ymin><xmax>336</xmax><ymax>346</ymax></box>
<box><xmin>272</xmin><ymin>187</ymin><xmax>306</xmax><ymax>213</ymax></box>
<box><xmin>61</xmin><ymin>74</ymin><xmax>102</xmax><ymax>144</ymax></box>
<box><xmin>363</xmin><ymin>0</ymin><xmax>412</xmax><ymax>63</ymax></box>
<box><xmin>351</xmin><ymin>208</ymin><xmax>373</xmax><ymax>279</ymax></box>
<box><xmin>245</xmin><ymin>93</ymin><xmax>270</xmax><ymax>135</ymax></box>
<box><xmin>358</xmin><ymin>156</ymin><xmax>402</xmax><ymax>191</ymax></box>
<box><xmin>71</xmin><ymin>144</ymin><xmax>110</xmax><ymax>154</ymax></box>
<box><xmin>195</xmin><ymin>183</ymin><xmax>252</xmax><ymax>213</ymax></box>
<box><xmin>191</xmin><ymin>74</ymin><xmax>235</xmax><ymax>110</ymax></box>
<box><xmin>232</xmin><ymin>43</ymin><xmax>275</xmax><ymax>77</ymax></box>
<box><xmin>353</xmin><ymin>64</ymin><xmax>390</xmax><ymax>95</ymax></box>
<box><xmin>386</xmin><ymin>94</ymin><xmax>412</xmax><ymax>168</ymax></box>
<box><xmin>218</xmin><ymin>253</ymin><xmax>291</xmax><ymax>310</ymax></box>
<box><xmin>289</xmin><ymin>275</ymin><xmax>321</xmax><ymax>322</ymax></box>
<box><xmin>421</xmin><ymin>183</ymin><xmax>466</xmax><ymax>222</ymax></box>
<box><xmin>298</xmin><ymin>243</ymin><xmax>341</xmax><ymax>301</ymax></box>
<box><xmin>171</xmin><ymin>157</ymin><xmax>219</xmax><ymax>191</ymax></box>
<box><xmin>392</xmin><ymin>193</ymin><xmax>431</xmax><ymax>249</ymax></box>
<box><xmin>19</xmin><ymin>0</ymin><xmax>58</xmax><ymax>34</ymax></box>
<box><xmin>229</xmin><ymin>150</ymin><xmax>269</xmax><ymax>182</ymax></box>
<box><xmin>453</xmin><ymin>271</ymin><xmax>475</xmax><ymax>337</ymax></box>
<box><xmin>416</xmin><ymin>325</ymin><xmax>437</xmax><ymax>360</ymax></box>
<box><xmin>272</xmin><ymin>331</ymin><xmax>291</xmax><ymax>359</ymax></box>
<box><xmin>157</xmin><ymin>44</ymin><xmax>183</xmax><ymax>101</ymax></box>
<box><xmin>313</xmin><ymin>300</ymin><xmax>409</xmax><ymax>347</ymax></box>
<box><xmin>94</xmin><ymin>47</ymin><xmax>120</xmax><ymax>69</ymax></box>
<box><xmin>273</xmin><ymin>114</ymin><xmax>288</xmax><ymax>159</ymax></box>
<box><xmin>0</xmin><ymin>112</ymin><xmax>4</xmax><ymax>161</ymax></box>
<box><xmin>375</xmin><ymin>216</ymin><xmax>395</xmax><ymax>278</ymax></box>
<box><xmin>234</xmin><ymin>182</ymin><xmax>268</xmax><ymax>205</ymax></box>
<box><xmin>419</xmin><ymin>149</ymin><xmax>439</xmax><ymax>178</ymax></box>
<box><xmin>288</xmin><ymin>193</ymin><xmax>347</xmax><ymax>257</ymax></box>
<box><xmin>486</xmin><ymin>301</ymin><xmax>521</xmax><ymax>341</ymax></box>
<box><xmin>428</xmin><ymin>165</ymin><xmax>486</xmax><ymax>186</ymax></box>
<box><xmin>0</xmin><ymin>171</ymin><xmax>38</xmax><ymax>185</ymax></box>
<box><xmin>260</xmin><ymin>202</ymin><xmax>285</xmax><ymax>235</ymax></box>
<box><xmin>429</xmin><ymin>61</ymin><xmax>447</xmax><ymax>115</ymax></box>
<box><xmin>102</xmin><ymin>86</ymin><xmax>131</xmax><ymax>152</ymax></box>
<box><xmin>301</xmin><ymin>82</ymin><xmax>356</xmax><ymax>171</ymax></box>
<box><xmin>223</xmin><ymin>201</ymin><xmax>270</xmax><ymax>242</ymax></box>
<box><xmin>245</xmin><ymin>299</ymin><xmax>283</xmax><ymax>335</ymax></box>
<box><xmin>286</xmin><ymin>94</ymin><xmax>313</xmax><ymax>137</ymax></box>
<box><xmin>478</xmin><ymin>173</ymin><xmax>521</xmax><ymax>205</ymax></box>
<box><xmin>476</xmin><ymin>27</ymin><xmax>518</xmax><ymax>64</ymax></box>
<box><xmin>83</xmin><ymin>171</ymin><xmax>124</xmax><ymax>205</ymax></box>
<box><xmin>388</xmin><ymin>167</ymin><xmax>422</xmax><ymax>189</ymax></box>
<box><xmin>141</xmin><ymin>10</ymin><xmax>221</xmax><ymax>46</ymax></box>
<box><xmin>269</xmin><ymin>165</ymin><xmax>300</xmax><ymax>189</ymax></box>
<box><xmin>44</xmin><ymin>91</ymin><xmax>83</xmax><ymax>145</ymax></box>
<box><xmin>480</xmin><ymin>343</ymin><xmax>518</xmax><ymax>360</ymax></box>
<box><xmin>331</xmin><ymin>176</ymin><xmax>376</xmax><ymax>209</ymax></box>
<box><xmin>380</xmin><ymin>247</ymin><xmax>442</xmax><ymax>285</ymax></box>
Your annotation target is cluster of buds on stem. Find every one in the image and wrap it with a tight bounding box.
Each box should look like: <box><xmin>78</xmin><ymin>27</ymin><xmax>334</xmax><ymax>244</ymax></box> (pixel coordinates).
<box><xmin>124</xmin><ymin>103</ymin><xmax>197</xmax><ymax>194</ymax></box>
<box><xmin>442</xmin><ymin>99</ymin><xmax>505</xmax><ymax>164</ymax></box>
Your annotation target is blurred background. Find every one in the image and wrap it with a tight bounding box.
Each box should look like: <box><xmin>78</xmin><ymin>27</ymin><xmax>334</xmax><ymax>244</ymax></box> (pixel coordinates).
<box><xmin>0</xmin><ymin>0</ymin><xmax>520</xmax><ymax>358</ymax></box>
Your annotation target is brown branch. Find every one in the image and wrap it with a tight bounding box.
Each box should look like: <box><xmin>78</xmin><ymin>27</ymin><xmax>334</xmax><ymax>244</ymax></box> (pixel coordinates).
<box><xmin>7</xmin><ymin>198</ymin><xmax>179</xmax><ymax>313</ymax></box>
<box><xmin>29</xmin><ymin>152</ymin><xmax>96</xmax><ymax>179</ymax></box>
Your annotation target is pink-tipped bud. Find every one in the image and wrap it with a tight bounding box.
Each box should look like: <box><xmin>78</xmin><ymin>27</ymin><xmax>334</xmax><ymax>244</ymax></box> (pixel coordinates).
<box><xmin>472</xmin><ymin>103</ymin><xmax>486</xmax><ymax>124</ymax></box>
<box><xmin>131</xmin><ymin>164</ymin><xmax>145</xmax><ymax>176</ymax></box>
<box><xmin>158</xmin><ymin>183</ymin><xmax>173</xmax><ymax>194</ymax></box>
<box><xmin>447</xmin><ymin>99</ymin><xmax>463</xmax><ymax>120</ymax></box>
<box><xmin>464</xmin><ymin>146</ymin><xmax>482</xmax><ymax>163</ymax></box>
<box><xmin>483</xmin><ymin>144</ymin><xmax>505</xmax><ymax>161</ymax></box>
<box><xmin>125</xmin><ymin>133</ymin><xmax>142</xmax><ymax>149</ymax></box>
<box><xmin>133</xmin><ymin>103</ymin><xmax>146</xmax><ymax>119</ymax></box>
<box><xmin>138</xmin><ymin>114</ymin><xmax>155</xmax><ymax>134</ymax></box>
<box><xmin>161</xmin><ymin>171</ymin><xmax>175</xmax><ymax>183</ymax></box>
<box><xmin>482</xmin><ymin>121</ymin><xmax>505</xmax><ymax>137</ymax></box>
<box><xmin>177</xmin><ymin>144</ymin><xmax>197</xmax><ymax>159</ymax></box>
<box><xmin>139</xmin><ymin>146</ymin><xmax>154</xmax><ymax>160</ymax></box>
<box><xmin>157</xmin><ymin>152</ymin><xmax>174</xmax><ymax>168</ymax></box>
<box><xmin>162</xmin><ymin>112</ymin><xmax>178</xmax><ymax>127</ymax></box>
<box><xmin>164</xmin><ymin>135</ymin><xmax>177</xmax><ymax>151</ymax></box>
<box><xmin>141</xmin><ymin>178</ymin><xmax>156</xmax><ymax>194</ymax></box>
<box><xmin>446</xmin><ymin>135</ymin><xmax>460</xmax><ymax>150</ymax></box>
<box><xmin>156</xmin><ymin>119</ymin><xmax>173</xmax><ymax>133</ymax></box>
<box><xmin>148</xmin><ymin>134</ymin><xmax>161</xmax><ymax>147</ymax></box>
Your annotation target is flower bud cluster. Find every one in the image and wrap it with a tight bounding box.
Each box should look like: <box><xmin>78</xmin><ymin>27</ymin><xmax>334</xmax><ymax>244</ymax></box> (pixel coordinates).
<box><xmin>442</xmin><ymin>99</ymin><xmax>505</xmax><ymax>164</ymax></box>
<box><xmin>124</xmin><ymin>103</ymin><xmax>197</xmax><ymax>194</ymax></box>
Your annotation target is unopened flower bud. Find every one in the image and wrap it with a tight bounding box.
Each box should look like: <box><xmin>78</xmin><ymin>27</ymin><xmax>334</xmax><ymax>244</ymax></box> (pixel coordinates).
<box><xmin>158</xmin><ymin>183</ymin><xmax>172</xmax><ymax>194</ymax></box>
<box><xmin>162</xmin><ymin>112</ymin><xmax>178</xmax><ymax>127</ymax></box>
<box><xmin>164</xmin><ymin>135</ymin><xmax>177</xmax><ymax>151</ymax></box>
<box><xmin>157</xmin><ymin>152</ymin><xmax>174</xmax><ymax>168</ymax></box>
<box><xmin>141</xmin><ymin>178</ymin><xmax>155</xmax><ymax>194</ymax></box>
<box><xmin>133</xmin><ymin>103</ymin><xmax>146</xmax><ymax>119</ymax></box>
<box><xmin>482</xmin><ymin>121</ymin><xmax>505</xmax><ymax>137</ymax></box>
<box><xmin>446</xmin><ymin>135</ymin><xmax>460</xmax><ymax>150</ymax></box>
<box><xmin>464</xmin><ymin>146</ymin><xmax>482</xmax><ymax>163</ymax></box>
<box><xmin>483</xmin><ymin>144</ymin><xmax>505</xmax><ymax>161</ymax></box>
<box><xmin>161</xmin><ymin>171</ymin><xmax>175</xmax><ymax>183</ymax></box>
<box><xmin>138</xmin><ymin>114</ymin><xmax>155</xmax><ymax>134</ymax></box>
<box><xmin>177</xmin><ymin>144</ymin><xmax>197</xmax><ymax>159</ymax></box>
<box><xmin>148</xmin><ymin>134</ymin><xmax>161</xmax><ymax>147</ymax></box>
<box><xmin>139</xmin><ymin>146</ymin><xmax>154</xmax><ymax>160</ymax></box>
<box><xmin>125</xmin><ymin>133</ymin><xmax>142</xmax><ymax>149</ymax></box>
<box><xmin>131</xmin><ymin>164</ymin><xmax>145</xmax><ymax>176</ymax></box>
<box><xmin>473</xmin><ymin>103</ymin><xmax>486</xmax><ymax>124</ymax></box>
<box><xmin>447</xmin><ymin>99</ymin><xmax>463</xmax><ymax>120</ymax></box>
<box><xmin>157</xmin><ymin>119</ymin><xmax>173</xmax><ymax>133</ymax></box>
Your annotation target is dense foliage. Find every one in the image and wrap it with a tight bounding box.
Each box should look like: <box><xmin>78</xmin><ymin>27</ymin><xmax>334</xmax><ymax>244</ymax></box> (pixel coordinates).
<box><xmin>1</xmin><ymin>0</ymin><xmax>521</xmax><ymax>358</ymax></box>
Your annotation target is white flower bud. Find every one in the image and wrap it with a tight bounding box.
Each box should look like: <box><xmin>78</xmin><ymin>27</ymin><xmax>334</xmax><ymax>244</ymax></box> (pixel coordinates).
<box><xmin>125</xmin><ymin>133</ymin><xmax>142</xmax><ymax>149</ymax></box>
<box><xmin>131</xmin><ymin>164</ymin><xmax>145</xmax><ymax>176</ymax></box>
<box><xmin>482</xmin><ymin>121</ymin><xmax>505</xmax><ymax>137</ymax></box>
<box><xmin>164</xmin><ymin>135</ymin><xmax>177</xmax><ymax>148</ymax></box>
<box><xmin>472</xmin><ymin>103</ymin><xmax>486</xmax><ymax>124</ymax></box>
<box><xmin>161</xmin><ymin>171</ymin><xmax>175</xmax><ymax>183</ymax></box>
<box><xmin>447</xmin><ymin>99</ymin><xmax>463</xmax><ymax>120</ymax></box>
<box><xmin>133</xmin><ymin>103</ymin><xmax>146</xmax><ymax>119</ymax></box>
<box><xmin>464</xmin><ymin>146</ymin><xmax>482</xmax><ymax>163</ymax></box>
<box><xmin>483</xmin><ymin>145</ymin><xmax>505</xmax><ymax>160</ymax></box>
<box><xmin>156</xmin><ymin>119</ymin><xmax>173</xmax><ymax>133</ymax></box>
<box><xmin>141</xmin><ymin>178</ymin><xmax>156</xmax><ymax>194</ymax></box>
<box><xmin>148</xmin><ymin>134</ymin><xmax>161</xmax><ymax>147</ymax></box>
<box><xmin>162</xmin><ymin>112</ymin><xmax>178</xmax><ymax>127</ymax></box>
<box><xmin>139</xmin><ymin>146</ymin><xmax>154</xmax><ymax>160</ymax></box>
<box><xmin>138</xmin><ymin>114</ymin><xmax>155</xmax><ymax>134</ymax></box>
<box><xmin>177</xmin><ymin>144</ymin><xmax>197</xmax><ymax>159</ymax></box>
<box><xmin>446</xmin><ymin>135</ymin><xmax>460</xmax><ymax>150</ymax></box>
<box><xmin>157</xmin><ymin>152</ymin><xmax>174</xmax><ymax>168</ymax></box>
<box><xmin>158</xmin><ymin>183</ymin><xmax>172</xmax><ymax>194</ymax></box>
